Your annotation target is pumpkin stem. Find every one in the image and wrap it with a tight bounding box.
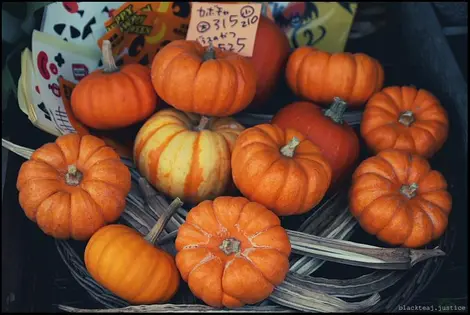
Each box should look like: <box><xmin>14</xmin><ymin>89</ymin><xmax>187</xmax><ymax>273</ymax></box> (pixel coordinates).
<box><xmin>400</xmin><ymin>183</ymin><xmax>419</xmax><ymax>199</ymax></box>
<box><xmin>202</xmin><ymin>42</ymin><xmax>216</xmax><ymax>61</ymax></box>
<box><xmin>144</xmin><ymin>197</ymin><xmax>184</xmax><ymax>245</ymax></box>
<box><xmin>324</xmin><ymin>97</ymin><xmax>348</xmax><ymax>124</ymax></box>
<box><xmin>101</xmin><ymin>40</ymin><xmax>119</xmax><ymax>73</ymax></box>
<box><xmin>398</xmin><ymin>111</ymin><xmax>415</xmax><ymax>127</ymax></box>
<box><xmin>65</xmin><ymin>165</ymin><xmax>83</xmax><ymax>186</ymax></box>
<box><xmin>195</xmin><ymin>116</ymin><xmax>211</xmax><ymax>131</ymax></box>
<box><xmin>280</xmin><ymin>137</ymin><xmax>301</xmax><ymax>158</ymax></box>
<box><xmin>219</xmin><ymin>237</ymin><xmax>241</xmax><ymax>255</ymax></box>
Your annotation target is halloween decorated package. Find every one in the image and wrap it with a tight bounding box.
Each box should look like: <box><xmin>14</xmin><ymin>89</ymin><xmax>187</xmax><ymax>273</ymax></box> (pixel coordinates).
<box><xmin>18</xmin><ymin>1</ymin><xmax>356</xmax><ymax>146</ymax></box>
<box><xmin>18</xmin><ymin>2</ymin><xmax>191</xmax><ymax>156</ymax></box>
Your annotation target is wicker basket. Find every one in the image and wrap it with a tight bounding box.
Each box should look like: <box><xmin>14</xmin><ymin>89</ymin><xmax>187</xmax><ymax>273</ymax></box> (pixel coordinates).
<box><xmin>1</xmin><ymin>110</ymin><xmax>453</xmax><ymax>313</ymax></box>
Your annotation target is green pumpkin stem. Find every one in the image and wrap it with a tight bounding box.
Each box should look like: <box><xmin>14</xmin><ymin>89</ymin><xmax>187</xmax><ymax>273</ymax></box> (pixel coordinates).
<box><xmin>280</xmin><ymin>137</ymin><xmax>301</xmax><ymax>158</ymax></box>
<box><xmin>219</xmin><ymin>237</ymin><xmax>241</xmax><ymax>255</ymax></box>
<box><xmin>400</xmin><ymin>183</ymin><xmax>419</xmax><ymax>199</ymax></box>
<box><xmin>261</xmin><ymin>3</ymin><xmax>268</xmax><ymax>16</ymax></box>
<box><xmin>65</xmin><ymin>165</ymin><xmax>83</xmax><ymax>186</ymax></box>
<box><xmin>324</xmin><ymin>97</ymin><xmax>348</xmax><ymax>124</ymax></box>
<box><xmin>398</xmin><ymin>111</ymin><xmax>415</xmax><ymax>127</ymax></box>
<box><xmin>101</xmin><ymin>40</ymin><xmax>119</xmax><ymax>73</ymax></box>
<box><xmin>202</xmin><ymin>42</ymin><xmax>216</xmax><ymax>61</ymax></box>
<box><xmin>195</xmin><ymin>116</ymin><xmax>211</xmax><ymax>131</ymax></box>
<box><xmin>144</xmin><ymin>197</ymin><xmax>184</xmax><ymax>245</ymax></box>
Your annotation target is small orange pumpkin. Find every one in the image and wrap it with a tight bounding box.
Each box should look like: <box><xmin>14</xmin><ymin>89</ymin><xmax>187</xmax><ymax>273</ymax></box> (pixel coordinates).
<box><xmin>285</xmin><ymin>46</ymin><xmax>384</xmax><ymax>107</ymax></box>
<box><xmin>361</xmin><ymin>86</ymin><xmax>449</xmax><ymax>158</ymax></box>
<box><xmin>85</xmin><ymin>198</ymin><xmax>183</xmax><ymax>304</ymax></box>
<box><xmin>59</xmin><ymin>76</ymin><xmax>136</xmax><ymax>159</ymax></box>
<box><xmin>133</xmin><ymin>108</ymin><xmax>245</xmax><ymax>204</ymax></box>
<box><xmin>175</xmin><ymin>196</ymin><xmax>291</xmax><ymax>308</ymax></box>
<box><xmin>71</xmin><ymin>40</ymin><xmax>158</xmax><ymax>130</ymax></box>
<box><xmin>349</xmin><ymin>149</ymin><xmax>452</xmax><ymax>248</ymax></box>
<box><xmin>150</xmin><ymin>40</ymin><xmax>257</xmax><ymax>116</ymax></box>
<box><xmin>16</xmin><ymin>133</ymin><xmax>131</xmax><ymax>240</ymax></box>
<box><xmin>231</xmin><ymin>124</ymin><xmax>332</xmax><ymax>216</ymax></box>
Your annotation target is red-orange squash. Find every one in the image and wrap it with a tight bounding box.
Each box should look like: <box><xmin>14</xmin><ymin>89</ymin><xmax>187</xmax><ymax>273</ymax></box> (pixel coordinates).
<box><xmin>175</xmin><ymin>196</ymin><xmax>291</xmax><ymax>308</ymax></box>
<box><xmin>285</xmin><ymin>46</ymin><xmax>384</xmax><ymax>108</ymax></box>
<box><xmin>247</xmin><ymin>15</ymin><xmax>291</xmax><ymax>110</ymax></box>
<box><xmin>361</xmin><ymin>86</ymin><xmax>449</xmax><ymax>158</ymax></box>
<box><xmin>231</xmin><ymin>124</ymin><xmax>332</xmax><ymax>216</ymax></box>
<box><xmin>272</xmin><ymin>98</ymin><xmax>360</xmax><ymax>183</ymax></box>
<box><xmin>71</xmin><ymin>40</ymin><xmax>157</xmax><ymax>130</ymax></box>
<box><xmin>150</xmin><ymin>40</ymin><xmax>257</xmax><ymax>116</ymax></box>
<box><xmin>133</xmin><ymin>108</ymin><xmax>245</xmax><ymax>204</ymax></box>
<box><xmin>16</xmin><ymin>134</ymin><xmax>131</xmax><ymax>240</ymax></box>
<box><xmin>349</xmin><ymin>149</ymin><xmax>452</xmax><ymax>248</ymax></box>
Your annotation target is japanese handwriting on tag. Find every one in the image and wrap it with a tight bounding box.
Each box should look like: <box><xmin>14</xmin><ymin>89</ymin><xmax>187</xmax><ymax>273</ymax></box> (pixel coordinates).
<box><xmin>186</xmin><ymin>2</ymin><xmax>262</xmax><ymax>57</ymax></box>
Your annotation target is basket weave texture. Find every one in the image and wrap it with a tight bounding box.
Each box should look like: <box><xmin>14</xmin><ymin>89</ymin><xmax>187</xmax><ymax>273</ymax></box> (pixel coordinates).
<box><xmin>1</xmin><ymin>112</ymin><xmax>454</xmax><ymax>313</ymax></box>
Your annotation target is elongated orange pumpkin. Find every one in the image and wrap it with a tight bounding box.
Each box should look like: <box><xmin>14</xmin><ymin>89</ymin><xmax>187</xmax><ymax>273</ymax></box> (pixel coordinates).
<box><xmin>231</xmin><ymin>124</ymin><xmax>332</xmax><ymax>216</ymax></box>
<box><xmin>361</xmin><ymin>86</ymin><xmax>449</xmax><ymax>158</ymax></box>
<box><xmin>285</xmin><ymin>46</ymin><xmax>384</xmax><ymax>107</ymax></box>
<box><xmin>71</xmin><ymin>40</ymin><xmax>158</xmax><ymax>130</ymax></box>
<box><xmin>85</xmin><ymin>198</ymin><xmax>183</xmax><ymax>304</ymax></box>
<box><xmin>16</xmin><ymin>134</ymin><xmax>131</xmax><ymax>240</ymax></box>
<box><xmin>175</xmin><ymin>196</ymin><xmax>291</xmax><ymax>308</ymax></box>
<box><xmin>150</xmin><ymin>40</ymin><xmax>257</xmax><ymax>116</ymax></box>
<box><xmin>133</xmin><ymin>108</ymin><xmax>245</xmax><ymax>204</ymax></box>
<box><xmin>349</xmin><ymin>149</ymin><xmax>452</xmax><ymax>248</ymax></box>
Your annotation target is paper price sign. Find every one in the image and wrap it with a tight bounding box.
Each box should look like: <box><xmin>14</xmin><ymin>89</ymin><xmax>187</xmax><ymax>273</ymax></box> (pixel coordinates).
<box><xmin>186</xmin><ymin>2</ymin><xmax>262</xmax><ymax>57</ymax></box>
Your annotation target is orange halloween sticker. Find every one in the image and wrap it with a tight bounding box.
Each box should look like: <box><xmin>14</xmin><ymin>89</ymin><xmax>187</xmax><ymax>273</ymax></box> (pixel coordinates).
<box><xmin>97</xmin><ymin>2</ymin><xmax>191</xmax><ymax>66</ymax></box>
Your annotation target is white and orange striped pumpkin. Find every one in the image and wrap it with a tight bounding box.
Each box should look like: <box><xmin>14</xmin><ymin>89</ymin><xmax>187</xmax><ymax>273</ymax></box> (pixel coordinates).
<box><xmin>133</xmin><ymin>108</ymin><xmax>245</xmax><ymax>204</ymax></box>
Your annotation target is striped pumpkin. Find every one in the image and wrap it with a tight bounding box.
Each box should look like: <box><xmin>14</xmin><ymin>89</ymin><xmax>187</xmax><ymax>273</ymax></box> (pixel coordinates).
<box><xmin>133</xmin><ymin>109</ymin><xmax>245</xmax><ymax>204</ymax></box>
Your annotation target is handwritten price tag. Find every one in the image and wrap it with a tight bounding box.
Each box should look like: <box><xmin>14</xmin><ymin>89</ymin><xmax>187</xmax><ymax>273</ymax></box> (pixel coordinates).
<box><xmin>186</xmin><ymin>2</ymin><xmax>262</xmax><ymax>57</ymax></box>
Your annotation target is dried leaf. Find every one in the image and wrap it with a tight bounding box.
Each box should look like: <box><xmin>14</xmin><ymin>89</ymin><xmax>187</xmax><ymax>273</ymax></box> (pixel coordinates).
<box><xmin>288</xmin><ymin>230</ymin><xmax>446</xmax><ymax>270</ymax></box>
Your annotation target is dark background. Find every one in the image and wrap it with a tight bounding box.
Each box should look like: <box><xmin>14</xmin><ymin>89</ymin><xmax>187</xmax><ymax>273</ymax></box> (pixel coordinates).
<box><xmin>2</xmin><ymin>2</ymin><xmax>468</xmax><ymax>312</ymax></box>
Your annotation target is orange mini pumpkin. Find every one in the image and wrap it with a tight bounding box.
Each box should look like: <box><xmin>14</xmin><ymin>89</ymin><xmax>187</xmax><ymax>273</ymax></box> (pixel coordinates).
<box><xmin>85</xmin><ymin>198</ymin><xmax>183</xmax><ymax>304</ymax></box>
<box><xmin>175</xmin><ymin>196</ymin><xmax>291</xmax><ymax>308</ymax></box>
<box><xmin>231</xmin><ymin>124</ymin><xmax>332</xmax><ymax>216</ymax></box>
<box><xmin>349</xmin><ymin>149</ymin><xmax>452</xmax><ymax>248</ymax></box>
<box><xmin>361</xmin><ymin>86</ymin><xmax>449</xmax><ymax>158</ymax></box>
<box><xmin>285</xmin><ymin>46</ymin><xmax>384</xmax><ymax>107</ymax></box>
<box><xmin>17</xmin><ymin>134</ymin><xmax>131</xmax><ymax>240</ymax></box>
<box><xmin>150</xmin><ymin>40</ymin><xmax>257</xmax><ymax>116</ymax></box>
<box><xmin>133</xmin><ymin>108</ymin><xmax>245</xmax><ymax>204</ymax></box>
<box><xmin>71</xmin><ymin>40</ymin><xmax>158</xmax><ymax>130</ymax></box>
